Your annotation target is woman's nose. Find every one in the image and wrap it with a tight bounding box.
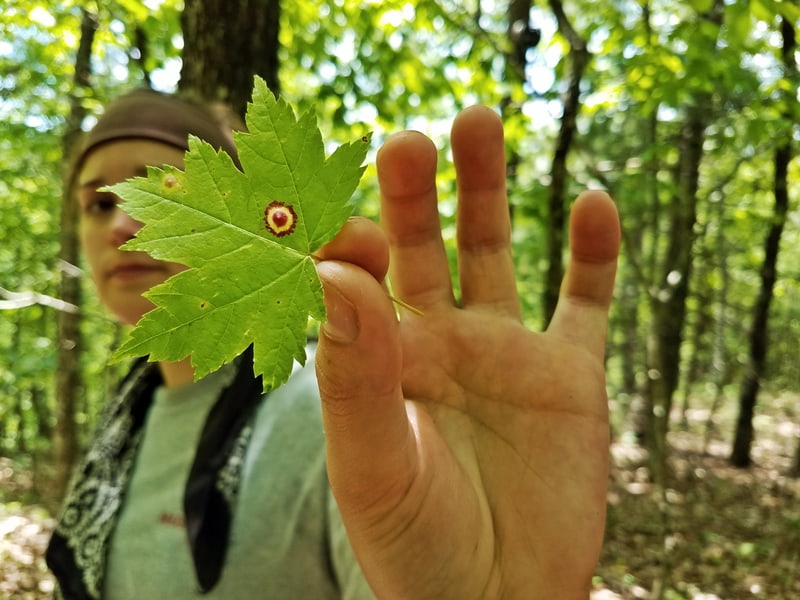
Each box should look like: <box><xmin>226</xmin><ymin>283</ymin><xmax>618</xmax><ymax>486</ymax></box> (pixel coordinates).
<box><xmin>108</xmin><ymin>204</ymin><xmax>142</xmax><ymax>248</ymax></box>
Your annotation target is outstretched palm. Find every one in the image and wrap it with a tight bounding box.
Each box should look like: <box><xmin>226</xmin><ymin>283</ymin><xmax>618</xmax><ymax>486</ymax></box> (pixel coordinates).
<box><xmin>315</xmin><ymin>106</ymin><xmax>620</xmax><ymax>599</ymax></box>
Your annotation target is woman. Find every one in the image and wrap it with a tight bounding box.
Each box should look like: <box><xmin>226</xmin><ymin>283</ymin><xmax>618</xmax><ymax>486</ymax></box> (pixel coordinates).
<box><xmin>47</xmin><ymin>89</ymin><xmax>372</xmax><ymax>599</ymax></box>
<box><xmin>49</xmin><ymin>87</ymin><xmax>622</xmax><ymax>600</ymax></box>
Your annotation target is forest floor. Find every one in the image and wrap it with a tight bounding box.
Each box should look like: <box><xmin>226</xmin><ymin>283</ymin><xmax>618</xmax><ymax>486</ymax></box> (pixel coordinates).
<box><xmin>594</xmin><ymin>390</ymin><xmax>800</xmax><ymax>600</ymax></box>
<box><xmin>0</xmin><ymin>392</ymin><xmax>798</xmax><ymax>599</ymax></box>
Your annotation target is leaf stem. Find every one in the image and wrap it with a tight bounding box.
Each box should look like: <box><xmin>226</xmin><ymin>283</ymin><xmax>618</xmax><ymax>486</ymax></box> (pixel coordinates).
<box><xmin>389</xmin><ymin>295</ymin><xmax>425</xmax><ymax>317</ymax></box>
<box><xmin>311</xmin><ymin>254</ymin><xmax>424</xmax><ymax>317</ymax></box>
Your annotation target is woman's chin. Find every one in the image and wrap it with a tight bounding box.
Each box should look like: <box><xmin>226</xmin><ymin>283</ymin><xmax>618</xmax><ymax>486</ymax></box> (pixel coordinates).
<box><xmin>105</xmin><ymin>295</ymin><xmax>157</xmax><ymax>327</ymax></box>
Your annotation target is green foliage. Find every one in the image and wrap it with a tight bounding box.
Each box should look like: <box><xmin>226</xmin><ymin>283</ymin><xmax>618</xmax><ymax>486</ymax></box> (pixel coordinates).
<box><xmin>110</xmin><ymin>79</ymin><xmax>369</xmax><ymax>389</ymax></box>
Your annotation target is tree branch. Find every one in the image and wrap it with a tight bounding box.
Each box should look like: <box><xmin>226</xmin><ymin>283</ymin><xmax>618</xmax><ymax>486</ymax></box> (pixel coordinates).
<box><xmin>0</xmin><ymin>287</ymin><xmax>79</xmax><ymax>314</ymax></box>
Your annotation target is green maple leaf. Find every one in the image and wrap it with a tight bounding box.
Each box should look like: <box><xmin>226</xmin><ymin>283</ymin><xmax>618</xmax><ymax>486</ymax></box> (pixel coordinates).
<box><xmin>108</xmin><ymin>77</ymin><xmax>370</xmax><ymax>391</ymax></box>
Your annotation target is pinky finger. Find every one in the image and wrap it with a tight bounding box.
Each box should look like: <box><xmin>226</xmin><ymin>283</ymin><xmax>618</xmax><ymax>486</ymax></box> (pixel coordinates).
<box><xmin>547</xmin><ymin>191</ymin><xmax>621</xmax><ymax>358</ymax></box>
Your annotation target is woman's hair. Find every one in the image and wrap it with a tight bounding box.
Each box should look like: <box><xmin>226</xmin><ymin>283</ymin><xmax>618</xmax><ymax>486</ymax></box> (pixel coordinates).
<box><xmin>67</xmin><ymin>88</ymin><xmax>244</xmax><ymax>193</ymax></box>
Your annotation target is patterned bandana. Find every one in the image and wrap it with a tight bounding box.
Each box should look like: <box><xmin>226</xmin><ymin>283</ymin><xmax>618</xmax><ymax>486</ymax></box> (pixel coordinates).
<box><xmin>46</xmin><ymin>349</ymin><xmax>264</xmax><ymax>598</ymax></box>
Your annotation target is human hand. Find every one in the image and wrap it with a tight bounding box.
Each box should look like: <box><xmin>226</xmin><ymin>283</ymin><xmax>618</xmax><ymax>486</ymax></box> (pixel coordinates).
<box><xmin>314</xmin><ymin>106</ymin><xmax>620</xmax><ymax>599</ymax></box>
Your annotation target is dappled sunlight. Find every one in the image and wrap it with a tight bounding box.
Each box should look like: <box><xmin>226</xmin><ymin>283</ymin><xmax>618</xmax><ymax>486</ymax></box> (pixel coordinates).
<box><xmin>0</xmin><ymin>457</ymin><xmax>54</xmax><ymax>599</ymax></box>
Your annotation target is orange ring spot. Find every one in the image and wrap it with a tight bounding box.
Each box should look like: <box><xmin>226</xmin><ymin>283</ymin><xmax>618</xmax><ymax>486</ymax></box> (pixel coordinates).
<box><xmin>264</xmin><ymin>201</ymin><xmax>297</xmax><ymax>237</ymax></box>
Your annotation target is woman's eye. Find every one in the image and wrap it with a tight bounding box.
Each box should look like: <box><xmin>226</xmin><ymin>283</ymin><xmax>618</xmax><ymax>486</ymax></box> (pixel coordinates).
<box><xmin>81</xmin><ymin>192</ymin><xmax>118</xmax><ymax>215</ymax></box>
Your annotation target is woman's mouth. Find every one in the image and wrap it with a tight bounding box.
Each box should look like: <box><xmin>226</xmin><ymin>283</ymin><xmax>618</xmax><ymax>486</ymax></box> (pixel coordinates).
<box><xmin>106</xmin><ymin>262</ymin><xmax>162</xmax><ymax>281</ymax></box>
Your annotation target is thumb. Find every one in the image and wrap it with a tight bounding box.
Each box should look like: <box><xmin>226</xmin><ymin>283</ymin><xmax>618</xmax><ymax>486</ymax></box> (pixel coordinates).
<box><xmin>314</xmin><ymin>260</ymin><xmax>416</xmax><ymax>511</ymax></box>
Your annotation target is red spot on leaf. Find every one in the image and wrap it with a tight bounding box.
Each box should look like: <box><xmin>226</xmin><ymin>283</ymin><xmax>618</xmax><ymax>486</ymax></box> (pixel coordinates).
<box><xmin>272</xmin><ymin>210</ymin><xmax>289</xmax><ymax>228</ymax></box>
<box><xmin>264</xmin><ymin>201</ymin><xmax>298</xmax><ymax>237</ymax></box>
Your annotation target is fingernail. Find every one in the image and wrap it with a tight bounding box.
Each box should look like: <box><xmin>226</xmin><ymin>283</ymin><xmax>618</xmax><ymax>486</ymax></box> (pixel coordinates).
<box><xmin>318</xmin><ymin>264</ymin><xmax>359</xmax><ymax>343</ymax></box>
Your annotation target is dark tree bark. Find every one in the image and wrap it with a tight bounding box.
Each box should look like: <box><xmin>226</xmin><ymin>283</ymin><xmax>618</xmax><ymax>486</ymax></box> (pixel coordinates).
<box><xmin>543</xmin><ymin>0</ymin><xmax>591</xmax><ymax>324</ymax></box>
<box><xmin>53</xmin><ymin>8</ymin><xmax>98</xmax><ymax>503</ymax></box>
<box><xmin>791</xmin><ymin>436</ymin><xmax>800</xmax><ymax>478</ymax></box>
<box><xmin>506</xmin><ymin>0</ymin><xmax>537</xmax><ymax>78</ymax></box>
<box><xmin>500</xmin><ymin>0</ymin><xmax>534</xmax><ymax>229</ymax></box>
<box><xmin>730</xmin><ymin>11</ymin><xmax>795</xmax><ymax>468</ymax></box>
<box><xmin>179</xmin><ymin>0</ymin><xmax>282</xmax><ymax>118</ymax></box>
<box><xmin>131</xmin><ymin>24</ymin><xmax>153</xmax><ymax>88</ymax></box>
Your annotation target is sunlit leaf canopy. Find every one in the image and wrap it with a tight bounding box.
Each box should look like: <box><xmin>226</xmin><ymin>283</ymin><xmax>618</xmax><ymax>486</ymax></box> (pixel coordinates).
<box><xmin>1</xmin><ymin>0</ymin><xmax>798</xmax><ymax>442</ymax></box>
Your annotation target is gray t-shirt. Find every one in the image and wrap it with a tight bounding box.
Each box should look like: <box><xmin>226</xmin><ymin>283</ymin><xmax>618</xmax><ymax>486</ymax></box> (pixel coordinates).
<box><xmin>104</xmin><ymin>359</ymin><xmax>374</xmax><ymax>599</ymax></box>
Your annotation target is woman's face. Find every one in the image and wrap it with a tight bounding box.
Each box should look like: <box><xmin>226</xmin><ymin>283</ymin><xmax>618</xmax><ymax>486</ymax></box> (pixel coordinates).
<box><xmin>77</xmin><ymin>139</ymin><xmax>188</xmax><ymax>326</ymax></box>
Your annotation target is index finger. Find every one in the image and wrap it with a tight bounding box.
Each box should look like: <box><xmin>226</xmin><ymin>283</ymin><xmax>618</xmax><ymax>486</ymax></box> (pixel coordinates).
<box><xmin>377</xmin><ymin>131</ymin><xmax>455</xmax><ymax>309</ymax></box>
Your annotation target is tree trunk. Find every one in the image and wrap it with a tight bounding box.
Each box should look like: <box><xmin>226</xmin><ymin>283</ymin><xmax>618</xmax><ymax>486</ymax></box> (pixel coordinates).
<box><xmin>790</xmin><ymin>435</ymin><xmax>800</xmax><ymax>478</ymax></box>
<box><xmin>730</xmin><ymin>14</ymin><xmax>795</xmax><ymax>468</ymax></box>
<box><xmin>627</xmin><ymin>6</ymin><xmax>660</xmax><ymax>437</ymax></box>
<box><xmin>730</xmin><ymin>11</ymin><xmax>795</xmax><ymax>469</ymax></box>
<box><xmin>53</xmin><ymin>8</ymin><xmax>97</xmax><ymax>503</ymax></box>
<box><xmin>678</xmin><ymin>235</ymin><xmax>713</xmax><ymax>427</ymax></box>
<box><xmin>506</xmin><ymin>0</ymin><xmax>536</xmax><ymax>78</ymax></box>
<box><xmin>179</xmin><ymin>0</ymin><xmax>282</xmax><ymax>118</ymax></box>
<box><xmin>617</xmin><ymin>130</ymin><xmax>652</xmax><ymax>439</ymax></box>
<box><xmin>703</xmin><ymin>192</ymin><xmax>732</xmax><ymax>452</ymax></box>
<box><xmin>543</xmin><ymin>0</ymin><xmax>590</xmax><ymax>325</ymax></box>
<box><xmin>644</xmin><ymin>103</ymin><xmax>706</xmax><ymax>484</ymax></box>
<box><xmin>501</xmin><ymin>0</ymin><xmax>534</xmax><ymax>243</ymax></box>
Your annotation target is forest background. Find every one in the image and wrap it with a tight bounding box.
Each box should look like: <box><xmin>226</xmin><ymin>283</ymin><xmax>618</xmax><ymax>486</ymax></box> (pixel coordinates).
<box><xmin>0</xmin><ymin>0</ymin><xmax>798</xmax><ymax>598</ymax></box>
